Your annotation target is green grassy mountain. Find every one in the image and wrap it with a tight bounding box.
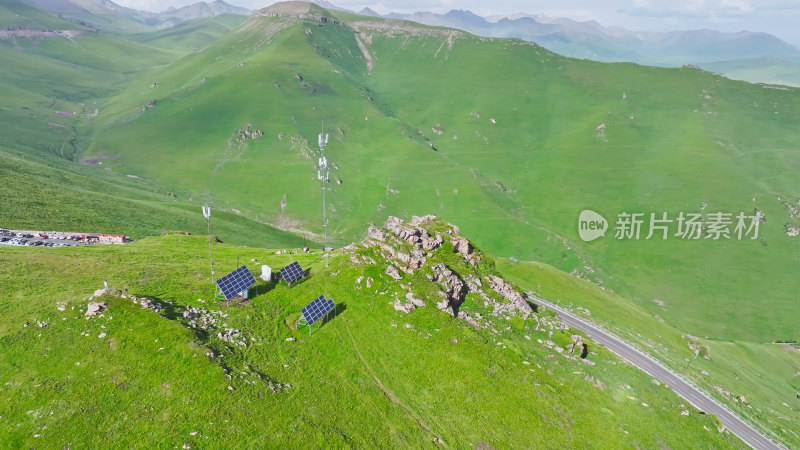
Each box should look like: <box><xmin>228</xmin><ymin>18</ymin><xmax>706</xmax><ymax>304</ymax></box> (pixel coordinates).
<box><xmin>128</xmin><ymin>14</ymin><xmax>247</xmax><ymax>52</ymax></box>
<box><xmin>0</xmin><ymin>0</ymin><xmax>83</xmax><ymax>30</ymax></box>
<box><xmin>0</xmin><ymin>216</ymin><xmax>747</xmax><ymax>448</ymax></box>
<box><xmin>0</xmin><ymin>150</ymin><xmax>307</xmax><ymax>247</ymax></box>
<box><xmin>85</xmin><ymin>2</ymin><xmax>800</xmax><ymax>343</ymax></box>
<box><xmin>2</xmin><ymin>1</ymin><xmax>799</xmax><ymax>447</ymax></box>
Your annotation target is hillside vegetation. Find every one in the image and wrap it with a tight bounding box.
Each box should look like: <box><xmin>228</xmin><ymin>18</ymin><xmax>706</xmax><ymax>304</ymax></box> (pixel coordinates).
<box><xmin>1</xmin><ymin>2</ymin><xmax>798</xmax><ymax>447</ymax></box>
<box><xmin>0</xmin><ymin>216</ymin><xmax>745</xmax><ymax>448</ymax></box>
<box><xmin>86</xmin><ymin>2</ymin><xmax>800</xmax><ymax>343</ymax></box>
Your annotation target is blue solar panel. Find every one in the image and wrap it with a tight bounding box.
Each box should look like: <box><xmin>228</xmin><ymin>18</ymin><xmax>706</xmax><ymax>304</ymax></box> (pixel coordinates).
<box><xmin>301</xmin><ymin>295</ymin><xmax>335</xmax><ymax>325</ymax></box>
<box><xmin>280</xmin><ymin>261</ymin><xmax>304</xmax><ymax>284</ymax></box>
<box><xmin>216</xmin><ymin>265</ymin><xmax>256</xmax><ymax>300</ymax></box>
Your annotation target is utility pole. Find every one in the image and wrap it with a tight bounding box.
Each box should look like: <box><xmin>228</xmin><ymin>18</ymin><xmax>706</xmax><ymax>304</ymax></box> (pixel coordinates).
<box><xmin>318</xmin><ymin>124</ymin><xmax>329</xmax><ymax>267</ymax></box>
<box><xmin>202</xmin><ymin>205</ymin><xmax>216</xmax><ymax>296</ymax></box>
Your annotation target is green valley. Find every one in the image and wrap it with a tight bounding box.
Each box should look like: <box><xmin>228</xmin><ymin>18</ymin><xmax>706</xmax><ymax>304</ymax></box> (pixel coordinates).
<box><xmin>1</xmin><ymin>1</ymin><xmax>799</xmax><ymax>448</ymax></box>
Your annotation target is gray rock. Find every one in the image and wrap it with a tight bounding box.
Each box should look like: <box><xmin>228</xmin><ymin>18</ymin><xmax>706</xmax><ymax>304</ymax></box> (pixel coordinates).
<box><xmin>406</xmin><ymin>292</ymin><xmax>425</xmax><ymax>307</ymax></box>
<box><xmin>457</xmin><ymin>311</ymin><xmax>480</xmax><ymax>329</ymax></box>
<box><xmin>419</xmin><ymin>233</ymin><xmax>443</xmax><ymax>251</ymax></box>
<box><xmin>140</xmin><ymin>298</ymin><xmax>155</xmax><ymax>310</ymax></box>
<box><xmin>409</xmin><ymin>215</ymin><xmax>438</xmax><ymax>226</ymax></box>
<box><xmin>451</xmin><ymin>236</ymin><xmax>473</xmax><ymax>260</ymax></box>
<box><xmin>431</xmin><ymin>264</ymin><xmax>466</xmax><ymax>311</ymax></box>
<box><xmin>569</xmin><ymin>335</ymin><xmax>586</xmax><ymax>357</ymax></box>
<box><xmin>384</xmin><ymin>216</ymin><xmax>420</xmax><ymax>241</ymax></box>
<box><xmin>393</xmin><ymin>299</ymin><xmax>413</xmax><ymax>313</ymax></box>
<box><xmin>85</xmin><ymin>302</ymin><xmax>106</xmax><ymax>316</ymax></box>
<box><xmin>488</xmin><ymin>276</ymin><xmax>532</xmax><ymax>320</ymax></box>
<box><xmin>367</xmin><ymin>225</ymin><xmax>386</xmax><ymax>241</ymax></box>
<box><xmin>385</xmin><ymin>265</ymin><xmax>402</xmax><ymax>280</ymax></box>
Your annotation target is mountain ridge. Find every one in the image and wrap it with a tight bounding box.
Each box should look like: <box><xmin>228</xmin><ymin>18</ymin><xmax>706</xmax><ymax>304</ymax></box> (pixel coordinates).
<box><xmin>20</xmin><ymin>0</ymin><xmax>250</xmax><ymax>31</ymax></box>
<box><xmin>2</xmin><ymin>2</ymin><xmax>799</xmax><ymax>446</ymax></box>
<box><xmin>379</xmin><ymin>7</ymin><xmax>800</xmax><ymax>64</ymax></box>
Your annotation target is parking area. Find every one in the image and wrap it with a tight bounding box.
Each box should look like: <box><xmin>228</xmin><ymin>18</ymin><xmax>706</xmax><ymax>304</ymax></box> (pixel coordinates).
<box><xmin>0</xmin><ymin>229</ymin><xmax>129</xmax><ymax>247</ymax></box>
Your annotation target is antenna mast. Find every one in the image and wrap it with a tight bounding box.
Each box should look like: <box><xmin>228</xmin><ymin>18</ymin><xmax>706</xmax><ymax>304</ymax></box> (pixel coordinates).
<box><xmin>318</xmin><ymin>123</ymin><xmax>330</xmax><ymax>267</ymax></box>
<box><xmin>202</xmin><ymin>205</ymin><xmax>216</xmax><ymax>295</ymax></box>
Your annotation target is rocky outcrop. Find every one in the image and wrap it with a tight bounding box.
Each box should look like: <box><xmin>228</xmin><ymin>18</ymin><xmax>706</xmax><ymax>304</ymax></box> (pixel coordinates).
<box><xmin>383</xmin><ymin>216</ymin><xmax>444</xmax><ymax>251</ymax></box>
<box><xmin>367</xmin><ymin>225</ymin><xmax>386</xmax><ymax>241</ymax></box>
<box><xmin>385</xmin><ymin>265</ymin><xmax>402</xmax><ymax>280</ymax></box>
<box><xmin>90</xmin><ymin>288</ymin><xmax>122</xmax><ymax>300</ymax></box>
<box><xmin>183</xmin><ymin>306</ymin><xmax>217</xmax><ymax>330</ymax></box>
<box><xmin>451</xmin><ymin>236</ymin><xmax>473</xmax><ymax>260</ymax></box>
<box><xmin>568</xmin><ymin>335</ymin><xmax>586</xmax><ymax>357</ymax></box>
<box><xmin>353</xmin><ymin>215</ymin><xmax>540</xmax><ymax>329</ymax></box>
<box><xmin>410</xmin><ymin>214</ymin><xmax>438</xmax><ymax>227</ymax></box>
<box><xmin>488</xmin><ymin>276</ymin><xmax>532</xmax><ymax>319</ymax></box>
<box><xmin>465</xmin><ymin>274</ymin><xmax>482</xmax><ymax>292</ymax></box>
<box><xmin>85</xmin><ymin>302</ymin><xmax>106</xmax><ymax>316</ymax></box>
<box><xmin>394</xmin><ymin>293</ymin><xmax>425</xmax><ymax>314</ymax></box>
<box><xmin>431</xmin><ymin>264</ymin><xmax>466</xmax><ymax>313</ymax></box>
<box><xmin>420</xmin><ymin>233</ymin><xmax>443</xmax><ymax>251</ymax></box>
<box><xmin>385</xmin><ymin>216</ymin><xmax>421</xmax><ymax>242</ymax></box>
<box><xmin>396</xmin><ymin>247</ymin><xmax>426</xmax><ymax>269</ymax></box>
<box><xmin>406</xmin><ymin>292</ymin><xmax>425</xmax><ymax>308</ymax></box>
<box><xmin>236</xmin><ymin>125</ymin><xmax>263</xmax><ymax>143</ymax></box>
<box><xmin>351</xmin><ymin>253</ymin><xmax>363</xmax><ymax>265</ymax></box>
<box><xmin>218</xmin><ymin>328</ymin><xmax>243</xmax><ymax>345</ymax></box>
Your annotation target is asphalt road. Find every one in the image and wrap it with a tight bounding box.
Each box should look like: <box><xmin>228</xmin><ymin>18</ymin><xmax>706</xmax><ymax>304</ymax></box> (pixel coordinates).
<box><xmin>536</xmin><ymin>299</ymin><xmax>782</xmax><ymax>450</ymax></box>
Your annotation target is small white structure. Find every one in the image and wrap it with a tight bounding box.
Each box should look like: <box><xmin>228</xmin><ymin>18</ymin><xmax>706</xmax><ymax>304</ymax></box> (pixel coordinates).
<box><xmin>261</xmin><ymin>265</ymin><xmax>273</xmax><ymax>282</ymax></box>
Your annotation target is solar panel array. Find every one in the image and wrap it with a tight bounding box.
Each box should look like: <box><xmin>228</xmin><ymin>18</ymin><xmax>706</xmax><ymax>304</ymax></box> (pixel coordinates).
<box><xmin>216</xmin><ymin>265</ymin><xmax>256</xmax><ymax>300</ymax></box>
<box><xmin>280</xmin><ymin>261</ymin><xmax>304</xmax><ymax>284</ymax></box>
<box><xmin>301</xmin><ymin>295</ymin><xmax>335</xmax><ymax>326</ymax></box>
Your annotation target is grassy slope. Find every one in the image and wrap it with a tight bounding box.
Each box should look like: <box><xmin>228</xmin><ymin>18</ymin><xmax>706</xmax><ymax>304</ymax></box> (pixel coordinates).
<box><xmin>0</xmin><ymin>149</ymin><xmax>307</xmax><ymax>247</ymax></box>
<box><xmin>0</xmin><ymin>17</ymin><xmax>283</xmax><ymax>243</ymax></box>
<box><xmin>497</xmin><ymin>258</ymin><xmax>800</xmax><ymax>447</ymax></box>
<box><xmin>0</xmin><ymin>6</ymin><xmax>795</xmax><ymax>445</ymax></box>
<box><xmin>128</xmin><ymin>15</ymin><xmax>248</xmax><ymax>52</ymax></box>
<box><xmin>0</xmin><ymin>0</ymin><xmax>82</xmax><ymax>30</ymax></box>
<box><xmin>0</xmin><ymin>228</ymin><xmax>744</xmax><ymax>448</ymax></box>
<box><xmin>0</xmin><ymin>28</ymin><xmax>181</xmax><ymax>162</ymax></box>
<box><xmin>86</xmin><ymin>13</ymin><xmax>800</xmax><ymax>344</ymax></box>
<box><xmin>365</xmin><ymin>30</ymin><xmax>800</xmax><ymax>344</ymax></box>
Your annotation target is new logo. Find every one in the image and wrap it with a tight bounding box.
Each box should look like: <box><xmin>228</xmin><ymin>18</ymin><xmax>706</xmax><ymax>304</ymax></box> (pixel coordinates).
<box><xmin>578</xmin><ymin>210</ymin><xmax>608</xmax><ymax>242</ymax></box>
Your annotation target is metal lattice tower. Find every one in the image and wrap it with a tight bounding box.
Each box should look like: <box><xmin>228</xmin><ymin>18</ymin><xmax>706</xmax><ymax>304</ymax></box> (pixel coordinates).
<box><xmin>318</xmin><ymin>127</ymin><xmax>330</xmax><ymax>267</ymax></box>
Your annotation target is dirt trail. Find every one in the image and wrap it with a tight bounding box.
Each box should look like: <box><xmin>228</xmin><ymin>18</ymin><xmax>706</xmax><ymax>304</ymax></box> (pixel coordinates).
<box><xmin>351</xmin><ymin>31</ymin><xmax>373</xmax><ymax>71</ymax></box>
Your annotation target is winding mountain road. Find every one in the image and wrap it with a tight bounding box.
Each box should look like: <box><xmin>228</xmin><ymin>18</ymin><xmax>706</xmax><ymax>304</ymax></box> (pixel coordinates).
<box><xmin>535</xmin><ymin>298</ymin><xmax>783</xmax><ymax>450</ymax></box>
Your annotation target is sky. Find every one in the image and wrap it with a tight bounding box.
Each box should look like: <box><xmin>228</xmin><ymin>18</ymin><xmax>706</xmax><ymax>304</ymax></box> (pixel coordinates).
<box><xmin>112</xmin><ymin>0</ymin><xmax>800</xmax><ymax>46</ymax></box>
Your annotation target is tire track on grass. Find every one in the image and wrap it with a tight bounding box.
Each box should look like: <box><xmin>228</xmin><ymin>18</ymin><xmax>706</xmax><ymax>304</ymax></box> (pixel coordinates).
<box><xmin>342</xmin><ymin>317</ymin><xmax>447</xmax><ymax>447</ymax></box>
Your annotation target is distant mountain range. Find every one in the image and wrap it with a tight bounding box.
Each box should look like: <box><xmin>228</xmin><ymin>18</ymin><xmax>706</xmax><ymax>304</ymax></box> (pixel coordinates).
<box><xmin>15</xmin><ymin>0</ymin><xmax>800</xmax><ymax>86</ymax></box>
<box><xmin>353</xmin><ymin>6</ymin><xmax>800</xmax><ymax>85</ymax></box>
<box><xmin>161</xmin><ymin>0</ymin><xmax>250</xmax><ymax>23</ymax></box>
<box><xmin>365</xmin><ymin>8</ymin><xmax>800</xmax><ymax>67</ymax></box>
<box><xmin>23</xmin><ymin>0</ymin><xmax>250</xmax><ymax>30</ymax></box>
